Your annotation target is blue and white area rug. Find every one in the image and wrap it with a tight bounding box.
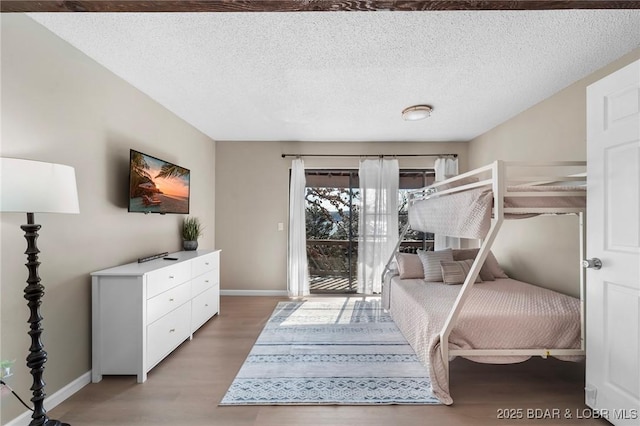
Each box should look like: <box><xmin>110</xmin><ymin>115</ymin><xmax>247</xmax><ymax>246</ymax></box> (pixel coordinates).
<box><xmin>220</xmin><ymin>297</ymin><xmax>440</xmax><ymax>405</ymax></box>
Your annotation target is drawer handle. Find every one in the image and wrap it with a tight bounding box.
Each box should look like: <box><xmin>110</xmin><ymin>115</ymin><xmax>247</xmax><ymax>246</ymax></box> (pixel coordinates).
<box><xmin>205</xmin><ymin>262</ymin><xmax>210</xmax><ymax>265</ymax></box>
<box><xmin>169</xmin><ymin>328</ymin><xmax>176</xmax><ymax>333</ymax></box>
<box><xmin>205</xmin><ymin>304</ymin><xmax>209</xmax><ymax>307</ymax></box>
<box><xmin>169</xmin><ymin>275</ymin><xmax>175</xmax><ymax>279</ymax></box>
<box><xmin>169</xmin><ymin>298</ymin><xmax>174</xmax><ymax>302</ymax></box>
<box><xmin>205</xmin><ymin>280</ymin><xmax>209</xmax><ymax>283</ymax></box>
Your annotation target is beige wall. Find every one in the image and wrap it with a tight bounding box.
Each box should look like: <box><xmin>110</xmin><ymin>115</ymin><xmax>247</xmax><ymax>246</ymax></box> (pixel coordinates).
<box><xmin>216</xmin><ymin>141</ymin><xmax>468</xmax><ymax>292</ymax></box>
<box><xmin>468</xmin><ymin>47</ymin><xmax>640</xmax><ymax>296</ymax></box>
<box><xmin>0</xmin><ymin>15</ymin><xmax>216</xmax><ymax>423</ymax></box>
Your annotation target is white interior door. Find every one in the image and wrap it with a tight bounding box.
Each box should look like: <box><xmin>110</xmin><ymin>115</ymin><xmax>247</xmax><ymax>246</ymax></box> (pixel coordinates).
<box><xmin>585</xmin><ymin>59</ymin><xmax>640</xmax><ymax>425</ymax></box>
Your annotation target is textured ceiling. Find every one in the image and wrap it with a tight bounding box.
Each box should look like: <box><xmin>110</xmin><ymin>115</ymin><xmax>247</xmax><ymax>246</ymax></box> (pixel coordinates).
<box><xmin>28</xmin><ymin>10</ymin><xmax>640</xmax><ymax>142</ymax></box>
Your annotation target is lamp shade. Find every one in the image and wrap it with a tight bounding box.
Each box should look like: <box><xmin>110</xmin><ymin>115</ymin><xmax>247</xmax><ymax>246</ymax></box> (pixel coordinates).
<box><xmin>0</xmin><ymin>157</ymin><xmax>80</xmax><ymax>214</ymax></box>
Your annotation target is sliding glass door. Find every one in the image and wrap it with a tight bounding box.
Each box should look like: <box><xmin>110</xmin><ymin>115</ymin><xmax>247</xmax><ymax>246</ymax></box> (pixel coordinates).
<box><xmin>305</xmin><ymin>169</ymin><xmax>434</xmax><ymax>294</ymax></box>
<box><xmin>305</xmin><ymin>171</ymin><xmax>359</xmax><ymax>294</ymax></box>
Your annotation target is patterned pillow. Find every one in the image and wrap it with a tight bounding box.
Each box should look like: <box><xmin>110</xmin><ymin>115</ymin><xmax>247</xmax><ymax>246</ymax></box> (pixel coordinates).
<box><xmin>452</xmin><ymin>248</ymin><xmax>508</xmax><ymax>279</ymax></box>
<box><xmin>395</xmin><ymin>253</ymin><xmax>424</xmax><ymax>279</ymax></box>
<box><xmin>440</xmin><ymin>259</ymin><xmax>483</xmax><ymax>285</ymax></box>
<box><xmin>452</xmin><ymin>249</ymin><xmax>494</xmax><ymax>281</ymax></box>
<box><xmin>417</xmin><ymin>248</ymin><xmax>453</xmax><ymax>282</ymax></box>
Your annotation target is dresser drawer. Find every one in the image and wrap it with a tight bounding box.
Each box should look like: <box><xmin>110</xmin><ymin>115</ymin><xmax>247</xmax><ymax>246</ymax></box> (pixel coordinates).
<box><xmin>191</xmin><ymin>286</ymin><xmax>219</xmax><ymax>332</ymax></box>
<box><xmin>192</xmin><ymin>251</ymin><xmax>218</xmax><ymax>277</ymax></box>
<box><xmin>147</xmin><ymin>281</ymin><xmax>191</xmax><ymax>324</ymax></box>
<box><xmin>191</xmin><ymin>270</ymin><xmax>217</xmax><ymax>297</ymax></box>
<box><xmin>147</xmin><ymin>302</ymin><xmax>191</xmax><ymax>368</ymax></box>
<box><xmin>146</xmin><ymin>262</ymin><xmax>191</xmax><ymax>299</ymax></box>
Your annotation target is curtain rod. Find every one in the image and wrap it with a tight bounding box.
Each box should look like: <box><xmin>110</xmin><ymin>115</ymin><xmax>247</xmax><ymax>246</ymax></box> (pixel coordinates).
<box><xmin>281</xmin><ymin>153</ymin><xmax>457</xmax><ymax>158</ymax></box>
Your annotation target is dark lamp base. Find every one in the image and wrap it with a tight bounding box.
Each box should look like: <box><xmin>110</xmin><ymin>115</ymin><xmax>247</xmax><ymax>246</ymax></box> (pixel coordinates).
<box><xmin>21</xmin><ymin>214</ymin><xmax>71</xmax><ymax>426</ymax></box>
<box><xmin>45</xmin><ymin>420</ymin><xmax>70</xmax><ymax>426</ymax></box>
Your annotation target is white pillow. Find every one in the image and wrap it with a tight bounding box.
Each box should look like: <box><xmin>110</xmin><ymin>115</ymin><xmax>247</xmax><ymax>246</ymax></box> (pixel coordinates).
<box><xmin>417</xmin><ymin>249</ymin><xmax>453</xmax><ymax>282</ymax></box>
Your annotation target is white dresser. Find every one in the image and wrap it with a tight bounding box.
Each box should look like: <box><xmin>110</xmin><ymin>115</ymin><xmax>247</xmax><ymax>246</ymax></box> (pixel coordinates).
<box><xmin>91</xmin><ymin>249</ymin><xmax>220</xmax><ymax>383</ymax></box>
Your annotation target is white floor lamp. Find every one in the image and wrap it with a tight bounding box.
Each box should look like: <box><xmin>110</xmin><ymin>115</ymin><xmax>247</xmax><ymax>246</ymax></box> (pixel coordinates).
<box><xmin>1</xmin><ymin>157</ymin><xmax>79</xmax><ymax>426</ymax></box>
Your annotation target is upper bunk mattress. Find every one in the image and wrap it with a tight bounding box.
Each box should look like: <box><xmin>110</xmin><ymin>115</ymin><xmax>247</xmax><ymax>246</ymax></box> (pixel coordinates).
<box><xmin>386</xmin><ymin>276</ymin><xmax>582</xmax><ymax>404</ymax></box>
<box><xmin>503</xmin><ymin>184</ymin><xmax>586</xmax><ymax>210</ymax></box>
<box><xmin>408</xmin><ymin>185</ymin><xmax>585</xmax><ymax>238</ymax></box>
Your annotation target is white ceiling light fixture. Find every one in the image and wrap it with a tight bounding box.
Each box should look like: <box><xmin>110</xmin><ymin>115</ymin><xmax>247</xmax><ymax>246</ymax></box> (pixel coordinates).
<box><xmin>402</xmin><ymin>105</ymin><xmax>433</xmax><ymax>121</ymax></box>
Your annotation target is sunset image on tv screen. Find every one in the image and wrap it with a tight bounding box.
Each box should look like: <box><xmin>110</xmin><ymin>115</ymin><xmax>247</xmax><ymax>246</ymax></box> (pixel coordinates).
<box><xmin>128</xmin><ymin>150</ymin><xmax>190</xmax><ymax>214</ymax></box>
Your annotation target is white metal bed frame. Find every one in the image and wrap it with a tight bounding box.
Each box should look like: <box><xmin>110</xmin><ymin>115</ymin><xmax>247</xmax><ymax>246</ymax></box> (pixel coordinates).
<box><xmin>384</xmin><ymin>160</ymin><xmax>587</xmax><ymax>384</ymax></box>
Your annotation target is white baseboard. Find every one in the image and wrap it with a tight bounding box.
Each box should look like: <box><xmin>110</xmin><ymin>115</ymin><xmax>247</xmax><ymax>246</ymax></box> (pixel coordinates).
<box><xmin>220</xmin><ymin>289</ymin><xmax>288</xmax><ymax>297</ymax></box>
<box><xmin>6</xmin><ymin>371</ymin><xmax>91</xmax><ymax>426</ymax></box>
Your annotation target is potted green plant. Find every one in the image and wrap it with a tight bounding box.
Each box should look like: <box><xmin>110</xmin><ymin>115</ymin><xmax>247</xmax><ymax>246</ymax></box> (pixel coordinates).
<box><xmin>182</xmin><ymin>217</ymin><xmax>203</xmax><ymax>251</ymax></box>
<box><xmin>0</xmin><ymin>359</ymin><xmax>15</xmax><ymax>379</ymax></box>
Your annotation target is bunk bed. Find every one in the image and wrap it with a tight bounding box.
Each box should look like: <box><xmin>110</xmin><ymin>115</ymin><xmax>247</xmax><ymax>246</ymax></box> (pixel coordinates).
<box><xmin>382</xmin><ymin>160</ymin><xmax>587</xmax><ymax>405</ymax></box>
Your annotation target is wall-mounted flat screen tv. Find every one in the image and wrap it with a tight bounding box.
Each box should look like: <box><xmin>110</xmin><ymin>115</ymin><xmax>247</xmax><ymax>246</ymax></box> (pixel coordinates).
<box><xmin>128</xmin><ymin>149</ymin><xmax>190</xmax><ymax>214</ymax></box>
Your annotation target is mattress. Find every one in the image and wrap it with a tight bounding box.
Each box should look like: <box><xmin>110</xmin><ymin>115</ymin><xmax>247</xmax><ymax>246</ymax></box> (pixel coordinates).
<box><xmin>385</xmin><ymin>276</ymin><xmax>582</xmax><ymax>405</ymax></box>
<box><xmin>503</xmin><ymin>184</ymin><xmax>586</xmax><ymax>211</ymax></box>
<box><xmin>408</xmin><ymin>185</ymin><xmax>585</xmax><ymax>238</ymax></box>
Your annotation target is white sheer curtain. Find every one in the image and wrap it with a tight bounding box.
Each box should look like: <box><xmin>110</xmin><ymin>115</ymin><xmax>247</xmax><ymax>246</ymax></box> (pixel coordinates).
<box><xmin>357</xmin><ymin>159</ymin><xmax>399</xmax><ymax>294</ymax></box>
<box><xmin>288</xmin><ymin>158</ymin><xmax>309</xmax><ymax>298</ymax></box>
<box><xmin>434</xmin><ymin>156</ymin><xmax>460</xmax><ymax>250</ymax></box>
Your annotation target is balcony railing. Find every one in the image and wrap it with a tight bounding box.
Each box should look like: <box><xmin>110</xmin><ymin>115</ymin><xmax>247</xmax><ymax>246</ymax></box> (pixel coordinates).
<box><xmin>307</xmin><ymin>239</ymin><xmax>432</xmax><ymax>293</ymax></box>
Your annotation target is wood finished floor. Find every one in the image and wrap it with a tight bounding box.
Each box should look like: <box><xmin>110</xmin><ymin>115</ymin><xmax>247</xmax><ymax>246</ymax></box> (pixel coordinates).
<box><xmin>49</xmin><ymin>296</ymin><xmax>607</xmax><ymax>426</ymax></box>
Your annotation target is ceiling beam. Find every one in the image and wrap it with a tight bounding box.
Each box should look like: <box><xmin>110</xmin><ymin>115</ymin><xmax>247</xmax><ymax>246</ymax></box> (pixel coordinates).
<box><xmin>2</xmin><ymin>1</ymin><xmax>639</xmax><ymax>13</ymax></box>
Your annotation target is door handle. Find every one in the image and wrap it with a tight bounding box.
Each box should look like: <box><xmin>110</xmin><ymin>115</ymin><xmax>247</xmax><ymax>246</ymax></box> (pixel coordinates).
<box><xmin>582</xmin><ymin>258</ymin><xmax>602</xmax><ymax>270</ymax></box>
